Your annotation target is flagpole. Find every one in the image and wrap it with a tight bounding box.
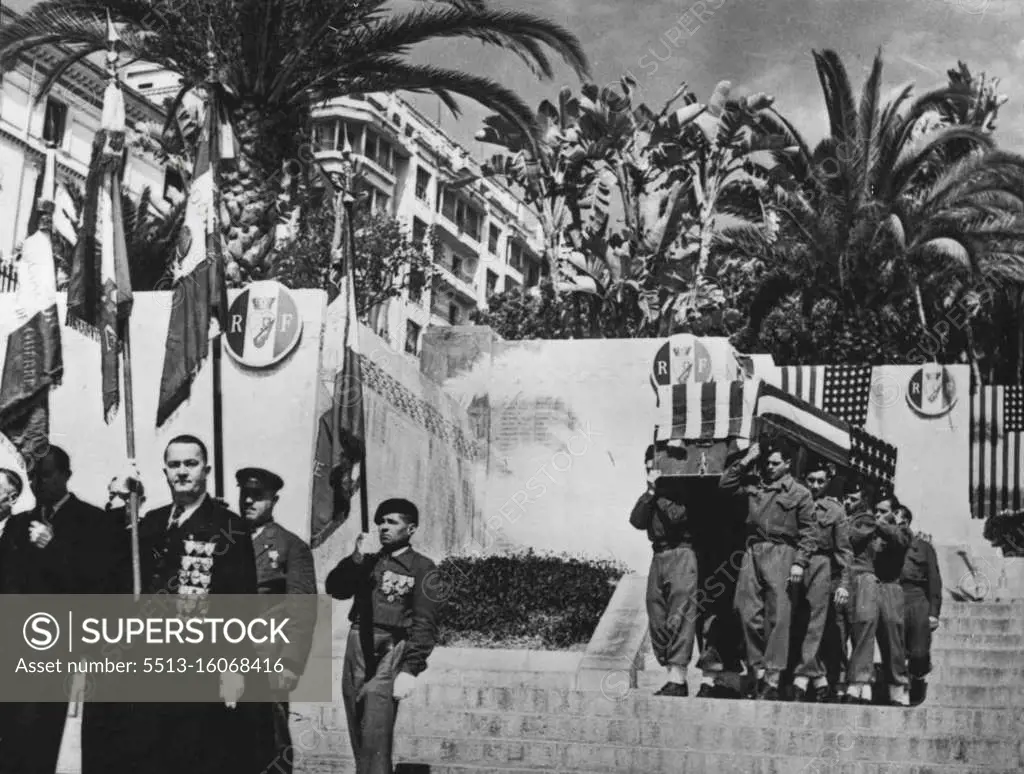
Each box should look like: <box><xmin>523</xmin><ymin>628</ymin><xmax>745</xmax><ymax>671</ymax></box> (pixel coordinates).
<box><xmin>104</xmin><ymin>12</ymin><xmax>142</xmax><ymax>600</ymax></box>
<box><xmin>122</xmin><ymin>326</ymin><xmax>142</xmax><ymax>600</ymax></box>
<box><xmin>338</xmin><ymin>145</ymin><xmax>376</xmax><ymax>678</ymax></box>
<box><xmin>206</xmin><ymin>43</ymin><xmax>226</xmax><ymax>500</ymax></box>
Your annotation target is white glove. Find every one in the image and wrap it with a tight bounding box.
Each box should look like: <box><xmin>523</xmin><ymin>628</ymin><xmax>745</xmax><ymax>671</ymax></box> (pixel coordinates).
<box><xmin>28</xmin><ymin>521</ymin><xmax>54</xmax><ymax>548</ymax></box>
<box><xmin>392</xmin><ymin>672</ymin><xmax>417</xmax><ymax>700</ymax></box>
<box><xmin>108</xmin><ymin>464</ymin><xmax>144</xmax><ymax>499</ymax></box>
<box><xmin>220</xmin><ymin>671</ymin><xmax>245</xmax><ymax>708</ymax></box>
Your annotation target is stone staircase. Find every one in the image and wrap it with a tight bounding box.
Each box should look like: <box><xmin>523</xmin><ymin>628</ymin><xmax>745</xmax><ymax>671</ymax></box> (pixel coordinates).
<box><xmin>286</xmin><ymin>598</ymin><xmax>1024</xmax><ymax>774</ymax></box>
<box><xmin>54</xmin><ymin>556</ymin><xmax>1024</xmax><ymax>773</ymax></box>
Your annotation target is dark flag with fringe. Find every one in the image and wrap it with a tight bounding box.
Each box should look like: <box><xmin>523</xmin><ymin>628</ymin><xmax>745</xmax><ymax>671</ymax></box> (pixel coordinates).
<box><xmin>66</xmin><ymin>76</ymin><xmax>133</xmax><ymax>422</ymax></box>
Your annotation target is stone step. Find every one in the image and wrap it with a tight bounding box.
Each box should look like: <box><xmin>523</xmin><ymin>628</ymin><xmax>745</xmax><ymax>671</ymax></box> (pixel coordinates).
<box><xmin>295</xmin><ymin>753</ymin><xmax>1006</xmax><ymax>774</ymax></box>
<box><xmin>927</xmin><ymin>665</ymin><xmax>1024</xmax><ymax>686</ymax></box>
<box><xmin>934</xmin><ymin>649</ymin><xmax>1024</xmax><ymax>668</ymax></box>
<box><xmin>301</xmin><ymin>734</ymin><xmax>1021</xmax><ymax>772</ymax></box>
<box><xmin>937</xmin><ymin>617</ymin><xmax>1024</xmax><ymax>635</ymax></box>
<box><xmin>306</xmin><ymin>687</ymin><xmax>1024</xmax><ymax>737</ymax></box>
<box><xmin>932</xmin><ymin>633</ymin><xmax>1024</xmax><ymax>649</ymax></box>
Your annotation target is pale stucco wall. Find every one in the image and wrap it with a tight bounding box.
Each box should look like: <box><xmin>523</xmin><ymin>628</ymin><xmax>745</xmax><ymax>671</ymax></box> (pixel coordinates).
<box><xmin>427</xmin><ymin>328</ymin><xmax>984</xmax><ymax>573</ymax></box>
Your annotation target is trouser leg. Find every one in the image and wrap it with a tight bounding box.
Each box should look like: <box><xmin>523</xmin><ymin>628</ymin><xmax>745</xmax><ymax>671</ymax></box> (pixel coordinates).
<box><xmin>734</xmin><ymin>547</ymin><xmax>766</xmax><ymax>675</ymax></box>
<box><xmin>819</xmin><ymin>581</ymin><xmax>849</xmax><ymax>689</ymax></box>
<box><xmin>877</xmin><ymin>582</ymin><xmax>909</xmax><ymax>691</ymax></box>
<box><xmin>903</xmin><ymin>587</ymin><xmax>933</xmax><ymax>679</ymax></box>
<box><xmin>342</xmin><ymin>628</ymin><xmax>408</xmax><ymax>774</ymax></box>
<box><xmin>794</xmin><ymin>555</ymin><xmax>831</xmax><ymax>681</ymax></box>
<box><xmin>659</xmin><ymin>546</ymin><xmax>700</xmax><ymax>669</ymax></box>
<box><xmin>760</xmin><ymin>543</ymin><xmax>798</xmax><ymax>682</ymax></box>
<box><xmin>848</xmin><ymin>574</ymin><xmax>880</xmax><ymax>687</ymax></box>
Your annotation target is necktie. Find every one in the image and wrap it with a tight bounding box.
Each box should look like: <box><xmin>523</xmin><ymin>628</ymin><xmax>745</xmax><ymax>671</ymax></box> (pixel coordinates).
<box><xmin>168</xmin><ymin>505</ymin><xmax>185</xmax><ymax>531</ymax></box>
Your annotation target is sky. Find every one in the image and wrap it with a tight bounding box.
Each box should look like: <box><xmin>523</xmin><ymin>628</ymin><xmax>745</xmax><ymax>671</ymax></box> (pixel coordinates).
<box><xmin>397</xmin><ymin>0</ymin><xmax>1024</xmax><ymax>161</ymax></box>
<box><xmin>10</xmin><ymin>0</ymin><xmax>1024</xmax><ymax>161</ymax></box>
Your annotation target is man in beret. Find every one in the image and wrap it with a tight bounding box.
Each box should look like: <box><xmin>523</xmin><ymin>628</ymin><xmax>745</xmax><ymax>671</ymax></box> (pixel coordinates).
<box><xmin>325</xmin><ymin>498</ymin><xmax>440</xmax><ymax>774</ymax></box>
<box><xmin>236</xmin><ymin>467</ymin><xmax>318</xmax><ymax>774</ymax></box>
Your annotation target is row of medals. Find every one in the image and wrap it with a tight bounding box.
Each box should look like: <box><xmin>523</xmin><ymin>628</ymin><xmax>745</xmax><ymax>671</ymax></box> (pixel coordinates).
<box><xmin>176</xmin><ymin>536</ymin><xmax>216</xmax><ymax>617</ymax></box>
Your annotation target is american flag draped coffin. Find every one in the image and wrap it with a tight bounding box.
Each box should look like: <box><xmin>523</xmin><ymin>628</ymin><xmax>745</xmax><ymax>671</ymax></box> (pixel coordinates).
<box><xmin>654</xmin><ymin>378</ymin><xmax>898</xmax><ymax>486</ymax></box>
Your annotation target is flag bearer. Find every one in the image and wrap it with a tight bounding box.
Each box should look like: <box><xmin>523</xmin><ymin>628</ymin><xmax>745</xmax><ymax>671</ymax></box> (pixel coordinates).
<box><xmin>326</xmin><ymin>498</ymin><xmax>439</xmax><ymax>774</ymax></box>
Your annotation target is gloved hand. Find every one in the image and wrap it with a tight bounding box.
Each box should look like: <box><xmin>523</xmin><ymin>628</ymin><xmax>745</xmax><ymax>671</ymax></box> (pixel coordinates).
<box><xmin>392</xmin><ymin>672</ymin><xmax>417</xmax><ymax>700</ymax></box>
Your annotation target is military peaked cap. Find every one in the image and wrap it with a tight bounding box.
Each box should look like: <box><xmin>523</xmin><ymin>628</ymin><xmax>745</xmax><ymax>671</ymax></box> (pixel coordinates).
<box><xmin>235</xmin><ymin>467</ymin><xmax>284</xmax><ymax>493</ymax></box>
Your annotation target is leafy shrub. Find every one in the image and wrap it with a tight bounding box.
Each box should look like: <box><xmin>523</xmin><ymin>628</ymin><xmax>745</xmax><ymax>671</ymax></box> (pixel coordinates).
<box><xmin>434</xmin><ymin>549</ymin><xmax>629</xmax><ymax>650</ymax></box>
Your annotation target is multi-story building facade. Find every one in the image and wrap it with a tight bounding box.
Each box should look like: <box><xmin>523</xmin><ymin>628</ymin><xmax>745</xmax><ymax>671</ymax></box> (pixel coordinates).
<box><xmin>3</xmin><ymin>7</ymin><xmax>546</xmax><ymax>357</ymax></box>
<box><xmin>0</xmin><ymin>6</ymin><xmax>169</xmax><ymax>263</ymax></box>
<box><xmin>309</xmin><ymin>93</ymin><xmax>547</xmax><ymax>356</ymax></box>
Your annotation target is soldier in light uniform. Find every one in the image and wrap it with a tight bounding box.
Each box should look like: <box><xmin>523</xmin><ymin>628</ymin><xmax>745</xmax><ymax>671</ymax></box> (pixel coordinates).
<box><xmin>847</xmin><ymin>495</ymin><xmax>912</xmax><ymax>706</ymax></box>
<box><xmin>630</xmin><ymin>445</ymin><xmax>699</xmax><ymax>697</ymax></box>
<box><xmin>898</xmin><ymin>505</ymin><xmax>942</xmax><ymax>706</ymax></box>
<box><xmin>788</xmin><ymin>460</ymin><xmax>852</xmax><ymax>702</ymax></box>
<box><xmin>721</xmin><ymin>440</ymin><xmax>817</xmax><ymax>700</ymax></box>
<box><xmin>326</xmin><ymin>498</ymin><xmax>439</xmax><ymax>774</ymax></box>
<box><xmin>236</xmin><ymin>467</ymin><xmax>318</xmax><ymax>774</ymax></box>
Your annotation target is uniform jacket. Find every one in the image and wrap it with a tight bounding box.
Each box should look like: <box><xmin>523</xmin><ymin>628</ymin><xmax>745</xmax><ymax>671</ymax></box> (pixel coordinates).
<box><xmin>325</xmin><ymin>546</ymin><xmax>439</xmax><ymax>677</ymax></box>
<box><xmin>848</xmin><ymin>510</ymin><xmax>912</xmax><ymax>582</ymax></box>
<box><xmin>900</xmin><ymin>532</ymin><xmax>943</xmax><ymax>618</ymax></box>
<box><xmin>811</xmin><ymin>496</ymin><xmax>853</xmax><ymax>590</ymax></box>
<box><xmin>719</xmin><ymin>466</ymin><xmax>817</xmax><ymax>568</ymax></box>
<box><xmin>0</xmin><ymin>493</ymin><xmax>122</xmax><ymax>594</ymax></box>
<box><xmin>252</xmin><ymin>520</ymin><xmax>318</xmax><ymax>675</ymax></box>
<box><xmin>629</xmin><ymin>490</ymin><xmax>692</xmax><ymax>552</ymax></box>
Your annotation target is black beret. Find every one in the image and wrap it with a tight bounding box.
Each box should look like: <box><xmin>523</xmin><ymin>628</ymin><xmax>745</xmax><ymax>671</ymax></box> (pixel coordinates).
<box><xmin>235</xmin><ymin>467</ymin><xmax>284</xmax><ymax>493</ymax></box>
<box><xmin>374</xmin><ymin>498</ymin><xmax>419</xmax><ymax>525</ymax></box>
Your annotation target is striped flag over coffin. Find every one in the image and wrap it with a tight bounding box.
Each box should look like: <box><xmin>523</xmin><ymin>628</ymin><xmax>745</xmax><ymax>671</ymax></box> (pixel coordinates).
<box><xmin>971</xmin><ymin>385</ymin><xmax>1024</xmax><ymax>520</ymax></box>
<box><xmin>776</xmin><ymin>365</ymin><xmax>874</xmax><ymax>426</ymax></box>
<box><xmin>755</xmin><ymin>381</ymin><xmax>897</xmax><ymax>485</ymax></box>
<box><xmin>654</xmin><ymin>381</ymin><xmax>760</xmax><ymax>442</ymax></box>
<box><xmin>224</xmin><ymin>282</ymin><xmax>301</xmax><ymax>367</ymax></box>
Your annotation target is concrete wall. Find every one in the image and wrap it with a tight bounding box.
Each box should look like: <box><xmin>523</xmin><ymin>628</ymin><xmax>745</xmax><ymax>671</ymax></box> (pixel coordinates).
<box><xmin>308</xmin><ymin>298</ymin><xmax>487</xmax><ymax>587</ymax></box>
<box><xmin>426</xmin><ymin>328</ymin><xmax>985</xmax><ymax>573</ymax></box>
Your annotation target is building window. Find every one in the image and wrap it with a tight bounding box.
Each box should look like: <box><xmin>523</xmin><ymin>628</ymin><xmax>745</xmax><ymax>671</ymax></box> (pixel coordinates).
<box><xmin>313</xmin><ymin>119</ymin><xmax>338</xmax><ymax>152</ymax></box>
<box><xmin>42</xmin><ymin>98</ymin><xmax>68</xmax><ymax>146</ymax></box>
<box><xmin>163</xmin><ymin>168</ymin><xmax>184</xmax><ymax>202</ymax></box>
<box><xmin>486</xmin><ymin>269</ymin><xmax>499</xmax><ymax>298</ymax></box>
<box><xmin>448</xmin><ymin>303</ymin><xmax>461</xmax><ymax>325</ymax></box>
<box><xmin>450</xmin><ymin>254</ymin><xmax>463</xmax><ymax>279</ymax></box>
<box><xmin>364</xmin><ymin>130</ymin><xmax>394</xmax><ymax>173</ymax></box>
<box><xmin>508</xmin><ymin>240</ymin><xmax>524</xmax><ymax>271</ymax></box>
<box><xmin>405</xmin><ymin>320</ymin><xmax>422</xmax><ymax>356</ymax></box>
<box><xmin>373</xmin><ymin>190</ymin><xmax>391</xmax><ymax>214</ymax></box>
<box><xmin>506</xmin><ymin>277</ymin><xmax>520</xmax><ymax>294</ymax></box>
<box><xmin>488</xmin><ymin>225</ymin><xmax>500</xmax><ymax>254</ymax></box>
<box><xmin>408</xmin><ymin>266</ymin><xmax>425</xmax><ymax>304</ymax></box>
<box><xmin>416</xmin><ymin>168</ymin><xmax>430</xmax><ymax>201</ymax></box>
<box><xmin>412</xmin><ymin>217</ymin><xmax>427</xmax><ymax>245</ymax></box>
<box><xmin>439</xmin><ymin>191</ymin><xmax>482</xmax><ymax>242</ymax></box>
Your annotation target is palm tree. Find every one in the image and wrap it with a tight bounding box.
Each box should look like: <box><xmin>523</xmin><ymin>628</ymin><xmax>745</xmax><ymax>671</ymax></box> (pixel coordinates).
<box><xmin>1</xmin><ymin>0</ymin><xmax>589</xmax><ymax>285</ymax></box>
<box><xmin>747</xmin><ymin>48</ymin><xmax>1024</xmax><ymax>367</ymax></box>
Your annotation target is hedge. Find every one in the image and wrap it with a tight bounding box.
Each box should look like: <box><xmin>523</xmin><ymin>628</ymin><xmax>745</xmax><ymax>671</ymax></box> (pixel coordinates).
<box><xmin>433</xmin><ymin>549</ymin><xmax>629</xmax><ymax>650</ymax></box>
